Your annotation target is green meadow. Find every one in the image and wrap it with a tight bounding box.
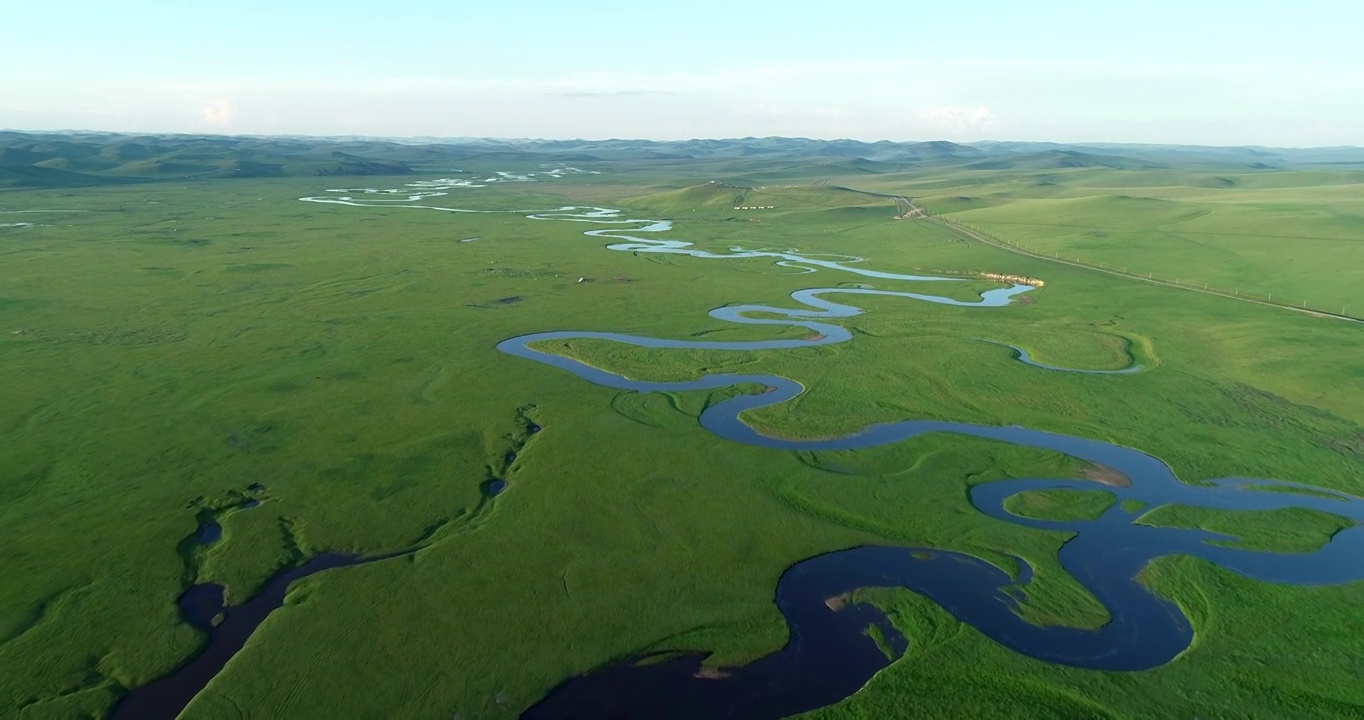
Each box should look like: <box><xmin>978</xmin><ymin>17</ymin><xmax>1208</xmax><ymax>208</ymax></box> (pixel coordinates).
<box><xmin>2</xmin><ymin>146</ymin><xmax>1364</xmax><ymax>718</ymax></box>
<box><xmin>857</xmin><ymin>167</ymin><xmax>1364</xmax><ymax>317</ymax></box>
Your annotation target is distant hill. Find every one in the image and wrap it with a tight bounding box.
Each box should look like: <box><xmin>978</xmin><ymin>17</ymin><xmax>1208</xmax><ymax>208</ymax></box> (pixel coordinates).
<box><xmin>0</xmin><ymin>132</ymin><xmax>416</xmax><ymax>188</ymax></box>
<box><xmin>1</xmin><ymin>130</ymin><xmax>1360</xmax><ymax>189</ymax></box>
<box><xmin>964</xmin><ymin>149</ymin><xmax>1164</xmax><ymax>171</ymax></box>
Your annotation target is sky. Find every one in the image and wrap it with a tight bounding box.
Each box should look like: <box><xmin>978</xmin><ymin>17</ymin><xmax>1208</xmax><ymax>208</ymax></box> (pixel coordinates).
<box><xmin>3</xmin><ymin>0</ymin><xmax>1362</xmax><ymax>146</ymax></box>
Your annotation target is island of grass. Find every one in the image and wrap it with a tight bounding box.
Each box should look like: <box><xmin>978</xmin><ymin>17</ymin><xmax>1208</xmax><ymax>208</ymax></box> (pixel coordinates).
<box><xmin>1138</xmin><ymin>504</ymin><xmax>1355</xmax><ymax>553</ymax></box>
<box><xmin>1004</xmin><ymin>489</ymin><xmax>1116</xmax><ymax>522</ymax></box>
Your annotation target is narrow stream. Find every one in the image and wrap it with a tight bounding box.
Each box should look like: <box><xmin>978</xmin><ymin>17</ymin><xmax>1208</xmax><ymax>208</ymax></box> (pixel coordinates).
<box><xmin>111</xmin><ymin>554</ymin><xmax>379</xmax><ymax>720</ymax></box>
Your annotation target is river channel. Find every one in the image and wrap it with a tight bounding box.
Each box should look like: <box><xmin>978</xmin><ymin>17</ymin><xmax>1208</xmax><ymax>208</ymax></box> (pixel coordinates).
<box><xmin>139</xmin><ymin>191</ymin><xmax>1354</xmax><ymax>719</ymax></box>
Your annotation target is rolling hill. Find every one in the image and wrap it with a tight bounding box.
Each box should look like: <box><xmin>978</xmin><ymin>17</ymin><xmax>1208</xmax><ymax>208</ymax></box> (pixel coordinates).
<box><xmin>2</xmin><ymin>130</ymin><xmax>1361</xmax><ymax>190</ymax></box>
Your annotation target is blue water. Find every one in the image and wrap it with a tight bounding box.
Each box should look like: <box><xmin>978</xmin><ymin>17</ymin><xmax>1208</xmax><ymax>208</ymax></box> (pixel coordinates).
<box><xmin>504</xmin><ymin>325</ymin><xmax>1364</xmax><ymax>677</ymax></box>
<box><xmin>975</xmin><ymin>338</ymin><xmax>1142</xmax><ymax>374</ymax></box>
<box><xmin>494</xmin><ymin>208</ymin><xmax>1364</xmax><ymax>718</ymax></box>
<box><xmin>195</xmin><ymin>522</ymin><xmax>222</xmax><ymax>545</ymax></box>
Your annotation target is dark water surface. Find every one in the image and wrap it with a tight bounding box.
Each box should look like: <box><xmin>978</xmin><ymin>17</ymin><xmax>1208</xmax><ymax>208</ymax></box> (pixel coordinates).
<box><xmin>111</xmin><ymin>553</ymin><xmax>405</xmax><ymax>720</ymax></box>
<box><xmin>195</xmin><ymin>522</ymin><xmax>222</xmax><ymax>545</ymax></box>
<box><xmin>523</xmin><ymin>549</ymin><xmax>910</xmax><ymax>720</ymax></box>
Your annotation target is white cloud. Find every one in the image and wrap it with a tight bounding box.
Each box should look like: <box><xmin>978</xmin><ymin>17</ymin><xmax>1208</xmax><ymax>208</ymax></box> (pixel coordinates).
<box><xmin>920</xmin><ymin>105</ymin><xmax>997</xmax><ymax>134</ymax></box>
<box><xmin>200</xmin><ymin>99</ymin><xmax>233</xmax><ymax>127</ymax></box>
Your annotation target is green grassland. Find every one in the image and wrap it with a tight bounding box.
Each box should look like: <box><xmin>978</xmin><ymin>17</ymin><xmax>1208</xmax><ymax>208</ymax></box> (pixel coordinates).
<box><xmin>2</xmin><ymin>150</ymin><xmax>1364</xmax><ymax>719</ymax></box>
<box><xmin>852</xmin><ymin>167</ymin><xmax>1364</xmax><ymax>318</ymax></box>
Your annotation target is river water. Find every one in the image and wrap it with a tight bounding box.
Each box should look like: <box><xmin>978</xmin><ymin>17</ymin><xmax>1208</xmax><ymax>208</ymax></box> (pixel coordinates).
<box><xmin>113</xmin><ymin>192</ymin><xmax>1357</xmax><ymax>720</ymax></box>
<box><xmin>482</xmin><ymin>206</ymin><xmax>1363</xmax><ymax>718</ymax></box>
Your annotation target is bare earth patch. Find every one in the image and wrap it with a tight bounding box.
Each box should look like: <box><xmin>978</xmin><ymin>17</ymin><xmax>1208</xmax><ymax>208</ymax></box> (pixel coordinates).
<box><xmin>1080</xmin><ymin>461</ymin><xmax>1131</xmax><ymax>488</ymax></box>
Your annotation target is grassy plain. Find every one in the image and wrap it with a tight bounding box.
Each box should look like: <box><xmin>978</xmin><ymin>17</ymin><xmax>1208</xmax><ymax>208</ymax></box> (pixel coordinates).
<box><xmin>854</xmin><ymin>167</ymin><xmax>1364</xmax><ymax>317</ymax></box>
<box><xmin>2</xmin><ymin>156</ymin><xmax>1363</xmax><ymax>719</ymax></box>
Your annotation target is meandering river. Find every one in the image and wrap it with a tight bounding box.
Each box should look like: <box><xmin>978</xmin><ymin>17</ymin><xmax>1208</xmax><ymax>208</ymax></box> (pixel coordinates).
<box><xmin>483</xmin><ymin>206</ymin><xmax>1362</xmax><ymax>717</ymax></box>
<box><xmin>128</xmin><ymin>189</ymin><xmax>1357</xmax><ymax>720</ymax></box>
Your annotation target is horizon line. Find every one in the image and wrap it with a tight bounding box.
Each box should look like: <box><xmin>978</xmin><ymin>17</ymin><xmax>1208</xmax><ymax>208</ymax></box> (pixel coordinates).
<box><xmin>2</xmin><ymin>127</ymin><xmax>1360</xmax><ymax>152</ymax></box>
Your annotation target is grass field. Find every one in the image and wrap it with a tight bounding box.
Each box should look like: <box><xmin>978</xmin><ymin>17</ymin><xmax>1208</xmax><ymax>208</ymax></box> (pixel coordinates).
<box><xmin>2</xmin><ymin>147</ymin><xmax>1364</xmax><ymax>718</ymax></box>
<box><xmin>856</xmin><ymin>167</ymin><xmax>1364</xmax><ymax>318</ymax></box>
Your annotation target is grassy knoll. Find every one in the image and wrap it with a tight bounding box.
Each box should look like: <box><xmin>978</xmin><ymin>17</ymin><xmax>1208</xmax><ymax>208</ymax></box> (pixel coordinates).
<box><xmin>1</xmin><ymin>164</ymin><xmax>1363</xmax><ymax>719</ymax></box>
<box><xmin>1004</xmin><ymin>489</ymin><xmax>1116</xmax><ymax>523</ymax></box>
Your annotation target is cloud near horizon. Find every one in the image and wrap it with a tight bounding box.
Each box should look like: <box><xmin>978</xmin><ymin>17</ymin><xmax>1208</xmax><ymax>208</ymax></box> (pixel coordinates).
<box><xmin>921</xmin><ymin>106</ymin><xmax>997</xmax><ymax>134</ymax></box>
<box><xmin>2</xmin><ymin>56</ymin><xmax>1361</xmax><ymax>146</ymax></box>
<box><xmin>200</xmin><ymin>100</ymin><xmax>233</xmax><ymax>127</ymax></box>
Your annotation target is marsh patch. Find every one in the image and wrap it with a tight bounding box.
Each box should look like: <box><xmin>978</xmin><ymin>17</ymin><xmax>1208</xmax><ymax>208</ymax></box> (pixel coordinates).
<box><xmin>470</xmin><ymin>295</ymin><xmax>527</xmax><ymax>309</ymax></box>
<box><xmin>196</xmin><ymin>522</ymin><xmax>222</xmax><ymax>545</ymax></box>
<box><xmin>0</xmin><ymin>297</ymin><xmax>48</xmax><ymax>313</ymax></box>
<box><xmin>484</xmin><ymin>479</ymin><xmax>508</xmax><ymax>497</ymax></box>
<box><xmin>224</xmin><ymin>424</ymin><xmax>281</xmax><ymax>455</ymax></box>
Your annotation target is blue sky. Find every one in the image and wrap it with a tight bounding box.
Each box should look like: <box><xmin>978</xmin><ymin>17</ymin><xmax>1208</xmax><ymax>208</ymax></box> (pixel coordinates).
<box><xmin>4</xmin><ymin>0</ymin><xmax>1362</xmax><ymax>145</ymax></box>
